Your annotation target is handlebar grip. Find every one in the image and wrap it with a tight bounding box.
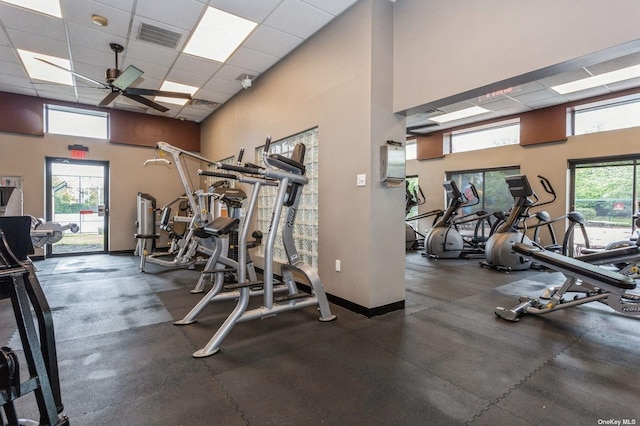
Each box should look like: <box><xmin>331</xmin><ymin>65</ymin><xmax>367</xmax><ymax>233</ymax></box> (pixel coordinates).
<box><xmin>198</xmin><ymin>169</ymin><xmax>237</xmax><ymax>179</ymax></box>
<box><xmin>264</xmin><ymin>136</ymin><xmax>272</xmax><ymax>154</ymax></box>
<box><xmin>237</xmin><ymin>147</ymin><xmax>245</xmax><ymax>164</ymax></box>
<box><xmin>218</xmin><ymin>163</ymin><xmax>262</xmax><ymax>175</ymax></box>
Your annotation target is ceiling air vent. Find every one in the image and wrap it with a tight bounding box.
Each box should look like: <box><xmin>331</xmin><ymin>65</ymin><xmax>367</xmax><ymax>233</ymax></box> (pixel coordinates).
<box><xmin>424</xmin><ymin>109</ymin><xmax>444</xmax><ymax>117</ymax></box>
<box><xmin>138</xmin><ymin>22</ymin><xmax>182</xmax><ymax>49</ymax></box>
<box><xmin>189</xmin><ymin>99</ymin><xmax>219</xmax><ymax>110</ymax></box>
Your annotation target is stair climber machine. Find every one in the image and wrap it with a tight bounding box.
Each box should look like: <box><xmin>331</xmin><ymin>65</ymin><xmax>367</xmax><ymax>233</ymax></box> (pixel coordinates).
<box><xmin>136</xmin><ymin>142</ymin><xmax>220</xmax><ymax>272</ymax></box>
<box><xmin>180</xmin><ymin>137</ymin><xmax>336</xmax><ymax>358</ymax></box>
<box><xmin>423</xmin><ymin>180</ymin><xmax>491</xmax><ymax>258</ymax></box>
<box><xmin>481</xmin><ymin>174</ymin><xmax>556</xmax><ymax>272</ymax></box>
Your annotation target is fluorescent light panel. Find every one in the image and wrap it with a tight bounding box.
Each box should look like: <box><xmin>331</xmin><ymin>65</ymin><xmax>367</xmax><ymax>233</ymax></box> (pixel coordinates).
<box><xmin>430</xmin><ymin>106</ymin><xmax>490</xmax><ymax>123</ymax></box>
<box><xmin>184</xmin><ymin>7</ymin><xmax>257</xmax><ymax>63</ymax></box>
<box><xmin>155</xmin><ymin>81</ymin><xmax>199</xmax><ymax>106</ymax></box>
<box><xmin>551</xmin><ymin>64</ymin><xmax>640</xmax><ymax>94</ymax></box>
<box><xmin>18</xmin><ymin>49</ymin><xmax>72</xmax><ymax>85</ymax></box>
<box><xmin>1</xmin><ymin>0</ymin><xmax>62</xmax><ymax>18</ymax></box>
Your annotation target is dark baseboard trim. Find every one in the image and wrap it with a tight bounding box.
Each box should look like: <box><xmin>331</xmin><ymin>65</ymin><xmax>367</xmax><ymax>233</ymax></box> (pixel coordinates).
<box><xmin>109</xmin><ymin>249</ymin><xmax>135</xmax><ymax>256</ymax></box>
<box><xmin>255</xmin><ymin>267</ymin><xmax>405</xmax><ymax>318</ymax></box>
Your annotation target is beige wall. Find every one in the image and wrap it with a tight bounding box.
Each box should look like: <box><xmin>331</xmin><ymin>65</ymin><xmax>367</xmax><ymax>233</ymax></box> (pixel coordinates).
<box><xmin>393</xmin><ymin>0</ymin><xmax>640</xmax><ymax>113</ymax></box>
<box><xmin>0</xmin><ymin>132</ymin><xmax>194</xmax><ymax>252</ymax></box>
<box><xmin>407</xmin><ymin>127</ymin><xmax>640</xmax><ymax>241</ymax></box>
<box><xmin>201</xmin><ymin>0</ymin><xmax>406</xmax><ymax>309</ymax></box>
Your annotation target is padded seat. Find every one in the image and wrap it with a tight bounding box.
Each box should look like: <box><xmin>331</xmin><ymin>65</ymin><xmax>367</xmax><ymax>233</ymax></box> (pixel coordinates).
<box><xmin>511</xmin><ymin>243</ymin><xmax>636</xmax><ymax>290</ymax></box>
<box><xmin>193</xmin><ymin>217</ymin><xmax>239</xmax><ymax>238</ymax></box>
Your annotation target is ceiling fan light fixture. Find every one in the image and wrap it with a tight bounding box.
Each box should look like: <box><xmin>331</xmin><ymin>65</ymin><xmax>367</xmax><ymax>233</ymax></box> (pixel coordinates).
<box><xmin>91</xmin><ymin>14</ymin><xmax>108</xmax><ymax>27</ymax></box>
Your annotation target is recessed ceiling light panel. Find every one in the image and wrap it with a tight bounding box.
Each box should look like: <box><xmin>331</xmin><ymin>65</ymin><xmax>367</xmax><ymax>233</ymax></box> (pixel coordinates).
<box><xmin>430</xmin><ymin>106</ymin><xmax>490</xmax><ymax>123</ymax></box>
<box><xmin>18</xmin><ymin>49</ymin><xmax>73</xmax><ymax>85</ymax></box>
<box><xmin>184</xmin><ymin>7</ymin><xmax>257</xmax><ymax>63</ymax></box>
<box><xmin>155</xmin><ymin>81</ymin><xmax>199</xmax><ymax>106</ymax></box>
<box><xmin>2</xmin><ymin>0</ymin><xmax>62</xmax><ymax>18</ymax></box>
<box><xmin>551</xmin><ymin>64</ymin><xmax>640</xmax><ymax>94</ymax></box>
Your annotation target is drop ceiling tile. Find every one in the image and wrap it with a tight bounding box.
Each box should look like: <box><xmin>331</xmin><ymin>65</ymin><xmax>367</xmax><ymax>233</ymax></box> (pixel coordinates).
<box><xmin>607</xmin><ymin>76</ymin><xmax>640</xmax><ymax>92</ymax></box>
<box><xmin>70</xmin><ymin>46</ymin><xmax>118</xmax><ymax>71</ymax></box>
<box><xmin>93</xmin><ymin>0</ymin><xmax>135</xmax><ymax>13</ymax></box>
<box><xmin>0</xmin><ymin>47</ymin><xmax>19</xmax><ymax>64</ymax></box>
<box><xmin>134</xmin><ymin>0</ymin><xmax>205</xmax><ymax>31</ymax></box>
<box><xmin>124</xmin><ymin>39</ymin><xmax>180</xmax><ymax>69</ymax></box>
<box><xmin>301</xmin><ymin>0</ymin><xmax>358</xmax><ymax>16</ymax></box>
<box><xmin>208</xmin><ymin>0</ymin><xmax>283</xmax><ymax>23</ymax></box>
<box><xmin>173</xmin><ymin>53</ymin><xmax>222</xmax><ymax>76</ymax></box>
<box><xmin>212</xmin><ymin>63</ymin><xmax>256</xmax><ymax>82</ymax></box>
<box><xmin>586</xmin><ymin>51</ymin><xmax>640</xmax><ymax>75</ymax></box>
<box><xmin>0</xmin><ymin>4</ymin><xmax>66</xmax><ymax>42</ymax></box>
<box><xmin>510</xmin><ymin>88</ymin><xmax>560</xmax><ymax>104</ymax></box>
<box><xmin>0</xmin><ymin>58</ymin><xmax>29</xmax><ymax>77</ymax></box>
<box><xmin>243</xmin><ymin>26</ymin><xmax>303</xmax><ymax>58</ymax></box>
<box><xmin>195</xmin><ymin>86</ymin><xmax>236</xmax><ymax>103</ymax></box>
<box><xmin>67</xmin><ymin>23</ymin><xmax>127</xmax><ymax>54</ymax></box>
<box><xmin>264</xmin><ymin>0</ymin><xmax>333</xmax><ymax>39</ymax></box>
<box><xmin>0</xmin><ymin>72</ymin><xmax>34</xmax><ymax>88</ymax></box>
<box><xmin>227</xmin><ymin>47</ymin><xmax>279</xmax><ymax>74</ymax></box>
<box><xmin>0</xmin><ymin>84</ymin><xmax>36</xmax><ymax>96</ymax></box>
<box><xmin>0</xmin><ymin>25</ymin><xmax>9</xmax><ymax>47</ymax></box>
<box><xmin>179</xmin><ymin>106</ymin><xmax>214</xmax><ymax>118</ymax></box>
<box><xmin>6</xmin><ymin>29</ymin><xmax>69</xmax><ymax>57</ymax></box>
<box><xmin>476</xmin><ymin>96</ymin><xmax>521</xmax><ymax>112</ymax></box>
<box><xmin>537</xmin><ymin>68</ymin><xmax>592</xmax><ymax>89</ymax></box>
<box><xmin>62</xmin><ymin>0</ymin><xmax>132</xmax><ymax>38</ymax></box>
<box><xmin>165</xmin><ymin>67</ymin><xmax>210</xmax><ymax>87</ymax></box>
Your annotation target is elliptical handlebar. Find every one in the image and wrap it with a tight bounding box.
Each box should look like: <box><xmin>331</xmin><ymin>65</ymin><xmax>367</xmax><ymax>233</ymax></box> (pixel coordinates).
<box><xmin>535</xmin><ymin>175</ymin><xmax>557</xmax><ymax>207</ymax></box>
<box><xmin>237</xmin><ymin>147</ymin><xmax>245</xmax><ymax>165</ymax></box>
<box><xmin>217</xmin><ymin>163</ymin><xmax>263</xmax><ymax>175</ymax></box>
<box><xmin>198</xmin><ymin>169</ymin><xmax>237</xmax><ymax>180</ymax></box>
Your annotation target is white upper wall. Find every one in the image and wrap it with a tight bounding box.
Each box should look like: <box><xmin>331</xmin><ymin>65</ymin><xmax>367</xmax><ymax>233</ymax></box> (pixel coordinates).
<box><xmin>393</xmin><ymin>0</ymin><xmax>640</xmax><ymax>112</ymax></box>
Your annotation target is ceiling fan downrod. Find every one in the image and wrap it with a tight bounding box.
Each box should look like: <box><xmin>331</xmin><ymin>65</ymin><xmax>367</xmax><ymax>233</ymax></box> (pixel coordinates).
<box><xmin>105</xmin><ymin>43</ymin><xmax>124</xmax><ymax>83</ymax></box>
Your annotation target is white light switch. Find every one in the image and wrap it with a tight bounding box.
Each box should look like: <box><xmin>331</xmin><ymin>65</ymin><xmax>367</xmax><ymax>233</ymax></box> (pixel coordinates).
<box><xmin>356</xmin><ymin>174</ymin><xmax>366</xmax><ymax>187</ymax></box>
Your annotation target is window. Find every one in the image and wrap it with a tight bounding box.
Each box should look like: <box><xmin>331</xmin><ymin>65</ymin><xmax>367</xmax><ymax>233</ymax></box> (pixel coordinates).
<box><xmin>570</xmin><ymin>157</ymin><xmax>640</xmax><ymax>251</ymax></box>
<box><xmin>446</xmin><ymin>119</ymin><xmax>519</xmax><ymax>154</ymax></box>
<box><xmin>406</xmin><ymin>140</ymin><xmax>417</xmax><ymax>160</ymax></box>
<box><xmin>447</xmin><ymin>167</ymin><xmax>520</xmax><ymax>238</ymax></box>
<box><xmin>255</xmin><ymin>128</ymin><xmax>319</xmax><ymax>268</ymax></box>
<box><xmin>45</xmin><ymin>105</ymin><xmax>109</xmax><ymax>139</ymax></box>
<box><xmin>572</xmin><ymin>97</ymin><xmax>640</xmax><ymax>135</ymax></box>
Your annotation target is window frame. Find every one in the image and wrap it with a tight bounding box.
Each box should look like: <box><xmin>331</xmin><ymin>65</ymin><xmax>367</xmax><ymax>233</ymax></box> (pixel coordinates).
<box><xmin>445</xmin><ymin>118</ymin><xmax>520</xmax><ymax>154</ymax></box>
<box><xmin>45</xmin><ymin>104</ymin><xmax>110</xmax><ymax>140</ymax></box>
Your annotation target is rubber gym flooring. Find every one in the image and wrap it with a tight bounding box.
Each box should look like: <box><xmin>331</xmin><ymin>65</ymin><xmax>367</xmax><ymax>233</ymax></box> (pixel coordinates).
<box><xmin>1</xmin><ymin>251</ymin><xmax>639</xmax><ymax>425</ymax></box>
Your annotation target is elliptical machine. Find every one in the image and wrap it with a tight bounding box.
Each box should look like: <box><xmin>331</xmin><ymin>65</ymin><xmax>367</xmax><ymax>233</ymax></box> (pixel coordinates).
<box><xmin>423</xmin><ymin>180</ymin><xmax>483</xmax><ymax>258</ymax></box>
<box><xmin>481</xmin><ymin>174</ymin><xmax>556</xmax><ymax>272</ymax></box>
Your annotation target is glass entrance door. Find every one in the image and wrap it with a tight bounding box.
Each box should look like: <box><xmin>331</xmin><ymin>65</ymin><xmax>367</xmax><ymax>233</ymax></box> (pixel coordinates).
<box><xmin>45</xmin><ymin>158</ymin><xmax>109</xmax><ymax>255</ymax></box>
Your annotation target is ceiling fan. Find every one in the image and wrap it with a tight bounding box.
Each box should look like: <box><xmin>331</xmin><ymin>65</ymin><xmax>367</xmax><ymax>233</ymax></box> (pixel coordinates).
<box><xmin>36</xmin><ymin>43</ymin><xmax>191</xmax><ymax>113</ymax></box>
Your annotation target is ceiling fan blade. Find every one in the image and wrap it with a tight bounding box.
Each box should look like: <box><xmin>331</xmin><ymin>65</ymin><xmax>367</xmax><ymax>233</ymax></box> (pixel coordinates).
<box><xmin>125</xmin><ymin>88</ymin><xmax>192</xmax><ymax>99</ymax></box>
<box><xmin>99</xmin><ymin>91</ymin><xmax>121</xmax><ymax>107</ymax></box>
<box><xmin>35</xmin><ymin>58</ymin><xmax>108</xmax><ymax>88</ymax></box>
<box><xmin>123</xmin><ymin>93</ymin><xmax>169</xmax><ymax>113</ymax></box>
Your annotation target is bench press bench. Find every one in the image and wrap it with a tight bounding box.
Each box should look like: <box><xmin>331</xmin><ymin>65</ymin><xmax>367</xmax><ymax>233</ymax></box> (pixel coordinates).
<box><xmin>495</xmin><ymin>243</ymin><xmax>640</xmax><ymax>321</ymax></box>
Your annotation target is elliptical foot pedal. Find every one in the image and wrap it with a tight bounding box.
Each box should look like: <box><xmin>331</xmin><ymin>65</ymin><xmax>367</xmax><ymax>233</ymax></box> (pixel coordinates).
<box><xmin>274</xmin><ymin>292</ymin><xmax>311</xmax><ymax>302</ymax></box>
<box><xmin>224</xmin><ymin>280</ymin><xmax>264</xmax><ymax>290</ymax></box>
